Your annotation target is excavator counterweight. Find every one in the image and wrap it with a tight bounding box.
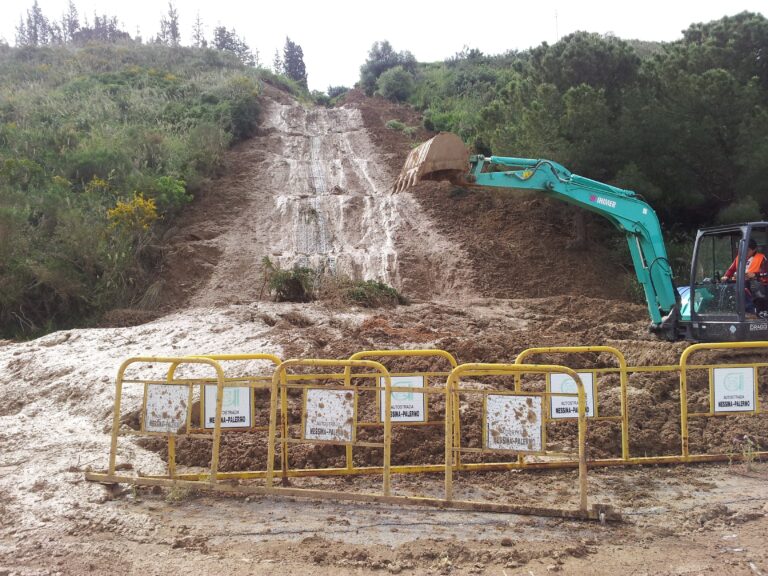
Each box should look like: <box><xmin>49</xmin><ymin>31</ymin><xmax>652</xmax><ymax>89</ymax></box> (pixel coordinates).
<box><xmin>393</xmin><ymin>132</ymin><xmax>469</xmax><ymax>192</ymax></box>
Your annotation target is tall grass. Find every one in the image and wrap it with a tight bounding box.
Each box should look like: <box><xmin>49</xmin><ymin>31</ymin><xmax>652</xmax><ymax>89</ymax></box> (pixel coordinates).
<box><xmin>0</xmin><ymin>43</ymin><xmax>268</xmax><ymax>337</ymax></box>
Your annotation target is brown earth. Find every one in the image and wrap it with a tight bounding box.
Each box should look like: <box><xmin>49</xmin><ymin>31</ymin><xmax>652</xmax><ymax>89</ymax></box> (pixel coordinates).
<box><xmin>2</xmin><ymin>84</ymin><xmax>768</xmax><ymax>576</ymax></box>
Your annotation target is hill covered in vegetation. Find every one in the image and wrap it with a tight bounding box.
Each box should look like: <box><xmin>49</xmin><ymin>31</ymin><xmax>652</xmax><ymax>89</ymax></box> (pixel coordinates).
<box><xmin>360</xmin><ymin>11</ymin><xmax>768</xmax><ymax>232</ymax></box>
<box><xmin>0</xmin><ymin>43</ymin><xmax>278</xmax><ymax>336</ymax></box>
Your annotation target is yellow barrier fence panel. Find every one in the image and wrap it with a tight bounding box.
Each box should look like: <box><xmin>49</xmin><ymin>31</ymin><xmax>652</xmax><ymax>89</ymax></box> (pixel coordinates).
<box><xmin>265</xmin><ymin>359</ymin><xmax>393</xmax><ymax>496</ymax></box>
<box><xmin>163</xmin><ymin>354</ymin><xmax>283</xmax><ymax>480</ymax></box>
<box><xmin>515</xmin><ymin>346</ymin><xmax>630</xmax><ymax>461</ymax></box>
<box><xmin>445</xmin><ymin>363</ymin><xmax>589</xmax><ymax>515</ymax></box>
<box><xmin>680</xmin><ymin>342</ymin><xmax>768</xmax><ymax>461</ymax></box>
<box><xmin>102</xmin><ymin>356</ymin><xmax>226</xmax><ymax>485</ymax></box>
<box><xmin>345</xmin><ymin>349</ymin><xmax>457</xmax><ymax>472</ymax></box>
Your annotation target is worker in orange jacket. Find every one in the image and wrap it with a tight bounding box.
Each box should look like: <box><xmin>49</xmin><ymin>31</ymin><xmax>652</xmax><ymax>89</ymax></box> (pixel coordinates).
<box><xmin>722</xmin><ymin>239</ymin><xmax>767</xmax><ymax>281</ymax></box>
<box><xmin>722</xmin><ymin>238</ymin><xmax>768</xmax><ymax>316</ymax></box>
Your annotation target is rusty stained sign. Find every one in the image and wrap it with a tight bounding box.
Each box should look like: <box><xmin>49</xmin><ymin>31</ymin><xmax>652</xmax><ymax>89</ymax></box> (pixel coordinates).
<box><xmin>485</xmin><ymin>394</ymin><xmax>543</xmax><ymax>453</ymax></box>
<box><xmin>304</xmin><ymin>388</ymin><xmax>355</xmax><ymax>443</ymax></box>
<box><xmin>144</xmin><ymin>384</ymin><xmax>189</xmax><ymax>433</ymax></box>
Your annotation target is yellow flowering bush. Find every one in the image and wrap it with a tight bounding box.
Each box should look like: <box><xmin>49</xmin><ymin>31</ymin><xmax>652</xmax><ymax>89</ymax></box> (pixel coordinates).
<box><xmin>107</xmin><ymin>193</ymin><xmax>158</xmax><ymax>232</ymax></box>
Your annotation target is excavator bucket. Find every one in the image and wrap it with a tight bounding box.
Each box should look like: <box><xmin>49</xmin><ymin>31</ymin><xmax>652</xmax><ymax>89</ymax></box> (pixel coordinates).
<box><xmin>393</xmin><ymin>132</ymin><xmax>469</xmax><ymax>192</ymax></box>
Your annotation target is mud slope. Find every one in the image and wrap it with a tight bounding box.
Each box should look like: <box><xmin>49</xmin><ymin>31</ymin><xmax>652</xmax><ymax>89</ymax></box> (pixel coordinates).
<box><xmin>156</xmin><ymin>86</ymin><xmax>474</xmax><ymax>308</ymax></box>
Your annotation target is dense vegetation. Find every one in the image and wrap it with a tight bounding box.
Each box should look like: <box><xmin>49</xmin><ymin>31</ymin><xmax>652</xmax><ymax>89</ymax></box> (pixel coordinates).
<box><xmin>361</xmin><ymin>12</ymin><xmax>768</xmax><ymax>234</ymax></box>
<box><xmin>0</xmin><ymin>43</ymin><xmax>274</xmax><ymax>337</ymax></box>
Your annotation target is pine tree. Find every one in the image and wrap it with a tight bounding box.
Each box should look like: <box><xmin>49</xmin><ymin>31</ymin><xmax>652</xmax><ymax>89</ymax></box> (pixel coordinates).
<box><xmin>213</xmin><ymin>26</ymin><xmax>254</xmax><ymax>66</ymax></box>
<box><xmin>23</xmin><ymin>1</ymin><xmax>51</xmax><ymax>46</ymax></box>
<box><xmin>283</xmin><ymin>37</ymin><xmax>307</xmax><ymax>88</ymax></box>
<box><xmin>213</xmin><ymin>26</ymin><xmax>235</xmax><ymax>51</ymax></box>
<box><xmin>61</xmin><ymin>1</ymin><xmax>79</xmax><ymax>44</ymax></box>
<box><xmin>192</xmin><ymin>11</ymin><xmax>206</xmax><ymax>48</ymax></box>
<box><xmin>15</xmin><ymin>17</ymin><xmax>28</xmax><ymax>46</ymax></box>
<box><xmin>272</xmin><ymin>49</ymin><xmax>283</xmax><ymax>74</ymax></box>
<box><xmin>158</xmin><ymin>1</ymin><xmax>180</xmax><ymax>46</ymax></box>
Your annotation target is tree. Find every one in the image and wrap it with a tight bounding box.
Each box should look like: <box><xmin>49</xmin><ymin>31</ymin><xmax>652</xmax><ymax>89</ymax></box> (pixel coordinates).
<box><xmin>680</xmin><ymin>12</ymin><xmax>768</xmax><ymax>92</ymax></box>
<box><xmin>283</xmin><ymin>37</ymin><xmax>307</xmax><ymax>88</ymax></box>
<box><xmin>15</xmin><ymin>17</ymin><xmax>28</xmax><ymax>46</ymax></box>
<box><xmin>157</xmin><ymin>2</ymin><xmax>180</xmax><ymax>46</ymax></box>
<box><xmin>71</xmin><ymin>13</ymin><xmax>130</xmax><ymax>44</ymax></box>
<box><xmin>376</xmin><ymin>66</ymin><xmax>414</xmax><ymax>102</ymax></box>
<box><xmin>360</xmin><ymin>40</ymin><xmax>416</xmax><ymax>95</ymax></box>
<box><xmin>530</xmin><ymin>32</ymin><xmax>640</xmax><ymax>108</ymax></box>
<box><xmin>212</xmin><ymin>26</ymin><xmax>255</xmax><ymax>66</ymax></box>
<box><xmin>272</xmin><ymin>49</ymin><xmax>282</xmax><ymax>74</ymax></box>
<box><xmin>192</xmin><ymin>11</ymin><xmax>206</xmax><ymax>48</ymax></box>
<box><xmin>16</xmin><ymin>1</ymin><xmax>52</xmax><ymax>46</ymax></box>
<box><xmin>61</xmin><ymin>1</ymin><xmax>80</xmax><ymax>44</ymax></box>
<box><xmin>327</xmin><ymin>85</ymin><xmax>348</xmax><ymax>99</ymax></box>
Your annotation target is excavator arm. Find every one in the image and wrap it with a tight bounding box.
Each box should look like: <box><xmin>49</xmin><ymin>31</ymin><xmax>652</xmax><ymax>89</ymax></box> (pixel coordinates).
<box><xmin>395</xmin><ymin>133</ymin><xmax>680</xmax><ymax>337</ymax></box>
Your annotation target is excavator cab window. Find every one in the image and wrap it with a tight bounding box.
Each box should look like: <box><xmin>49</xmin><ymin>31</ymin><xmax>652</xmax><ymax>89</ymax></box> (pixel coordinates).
<box><xmin>691</xmin><ymin>231</ymin><xmax>742</xmax><ymax>318</ymax></box>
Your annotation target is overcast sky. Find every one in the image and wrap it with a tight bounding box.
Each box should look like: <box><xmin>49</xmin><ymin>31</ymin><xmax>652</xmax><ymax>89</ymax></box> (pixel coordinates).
<box><xmin>2</xmin><ymin>1</ymin><xmax>766</xmax><ymax>91</ymax></box>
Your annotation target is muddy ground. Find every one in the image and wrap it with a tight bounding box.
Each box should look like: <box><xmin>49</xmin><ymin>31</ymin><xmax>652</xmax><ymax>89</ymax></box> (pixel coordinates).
<box><xmin>1</xmin><ymin>85</ymin><xmax>768</xmax><ymax>575</ymax></box>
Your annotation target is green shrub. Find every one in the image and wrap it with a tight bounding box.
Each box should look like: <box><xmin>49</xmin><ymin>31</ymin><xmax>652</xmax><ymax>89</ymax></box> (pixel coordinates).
<box><xmin>262</xmin><ymin>257</ymin><xmax>315</xmax><ymax>302</ymax></box>
<box><xmin>327</xmin><ymin>85</ymin><xmax>348</xmax><ymax>99</ymax></box>
<box><xmin>150</xmin><ymin>176</ymin><xmax>191</xmax><ymax>215</ymax></box>
<box><xmin>385</xmin><ymin>119</ymin><xmax>406</xmax><ymax>131</ymax></box>
<box><xmin>0</xmin><ymin>43</ymin><xmax>270</xmax><ymax>336</ymax></box>
<box><xmin>269</xmin><ymin>267</ymin><xmax>315</xmax><ymax>302</ymax></box>
<box><xmin>376</xmin><ymin>65</ymin><xmax>415</xmax><ymax>102</ymax></box>
<box><xmin>345</xmin><ymin>279</ymin><xmax>407</xmax><ymax>308</ymax></box>
<box><xmin>716</xmin><ymin>196</ymin><xmax>762</xmax><ymax>225</ymax></box>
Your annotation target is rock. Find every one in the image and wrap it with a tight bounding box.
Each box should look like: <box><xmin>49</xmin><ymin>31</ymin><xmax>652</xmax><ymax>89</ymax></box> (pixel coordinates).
<box><xmin>500</xmin><ymin>537</ymin><xmax>513</xmax><ymax>547</ymax></box>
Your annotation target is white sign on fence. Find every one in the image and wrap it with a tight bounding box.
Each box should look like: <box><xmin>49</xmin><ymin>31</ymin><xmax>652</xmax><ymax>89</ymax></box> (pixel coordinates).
<box><xmin>713</xmin><ymin>367</ymin><xmax>756</xmax><ymax>413</ymax></box>
<box><xmin>379</xmin><ymin>376</ymin><xmax>426</xmax><ymax>423</ymax></box>
<box><xmin>304</xmin><ymin>388</ymin><xmax>354</xmax><ymax>442</ymax></box>
<box><xmin>549</xmin><ymin>372</ymin><xmax>596</xmax><ymax>419</ymax></box>
<box><xmin>144</xmin><ymin>384</ymin><xmax>188</xmax><ymax>433</ymax></box>
<box><xmin>485</xmin><ymin>394</ymin><xmax>543</xmax><ymax>453</ymax></box>
<box><xmin>203</xmin><ymin>385</ymin><xmax>252</xmax><ymax>428</ymax></box>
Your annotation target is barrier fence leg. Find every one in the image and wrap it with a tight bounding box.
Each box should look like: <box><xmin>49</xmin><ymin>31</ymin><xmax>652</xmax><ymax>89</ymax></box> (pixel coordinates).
<box><xmin>168</xmin><ymin>435</ymin><xmax>176</xmax><ymax>478</ymax></box>
<box><xmin>280</xmin><ymin>373</ymin><xmax>289</xmax><ymax>485</ymax></box>
<box><xmin>444</xmin><ymin>376</ymin><xmax>454</xmax><ymax>501</ymax></box>
<box><xmin>108</xmin><ymin>375</ymin><xmax>124</xmax><ymax>476</ymax></box>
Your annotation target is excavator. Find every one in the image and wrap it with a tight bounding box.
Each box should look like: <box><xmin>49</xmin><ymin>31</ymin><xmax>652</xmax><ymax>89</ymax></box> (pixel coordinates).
<box><xmin>394</xmin><ymin>133</ymin><xmax>768</xmax><ymax>342</ymax></box>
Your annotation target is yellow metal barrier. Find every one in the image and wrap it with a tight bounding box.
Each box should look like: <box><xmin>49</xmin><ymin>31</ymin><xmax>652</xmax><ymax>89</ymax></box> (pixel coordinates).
<box><xmin>266</xmin><ymin>359</ymin><xmax>394</xmax><ymax>495</ymax></box>
<box><xmin>85</xmin><ymin>342</ymin><xmax>768</xmax><ymax>520</ymax></box>
<box><xmin>344</xmin><ymin>349</ymin><xmax>457</xmax><ymax>471</ymax></box>
<box><xmin>680</xmin><ymin>342</ymin><xmax>768</xmax><ymax>461</ymax></box>
<box><xmin>445</xmin><ymin>362</ymin><xmax>590</xmax><ymax>515</ymax></box>
<box><xmin>163</xmin><ymin>354</ymin><xmax>283</xmax><ymax>479</ymax></box>
<box><xmin>515</xmin><ymin>346</ymin><xmax>630</xmax><ymax>461</ymax></box>
<box><xmin>102</xmin><ymin>356</ymin><xmax>227</xmax><ymax>484</ymax></box>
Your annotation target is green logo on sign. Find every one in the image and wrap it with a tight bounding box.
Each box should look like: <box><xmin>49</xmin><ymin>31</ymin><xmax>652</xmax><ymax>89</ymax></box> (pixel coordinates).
<box><xmin>223</xmin><ymin>388</ymin><xmax>240</xmax><ymax>408</ymax></box>
<box><xmin>723</xmin><ymin>373</ymin><xmax>744</xmax><ymax>392</ymax></box>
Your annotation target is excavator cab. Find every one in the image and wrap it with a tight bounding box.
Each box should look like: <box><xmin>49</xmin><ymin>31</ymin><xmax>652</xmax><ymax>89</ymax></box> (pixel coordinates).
<box><xmin>686</xmin><ymin>222</ymin><xmax>768</xmax><ymax>341</ymax></box>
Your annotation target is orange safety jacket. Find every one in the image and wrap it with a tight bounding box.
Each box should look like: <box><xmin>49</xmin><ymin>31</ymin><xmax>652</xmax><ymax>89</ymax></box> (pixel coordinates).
<box><xmin>725</xmin><ymin>252</ymin><xmax>767</xmax><ymax>279</ymax></box>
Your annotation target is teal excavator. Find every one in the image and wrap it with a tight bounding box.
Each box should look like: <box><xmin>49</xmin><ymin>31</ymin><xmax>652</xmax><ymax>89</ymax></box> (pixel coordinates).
<box><xmin>394</xmin><ymin>133</ymin><xmax>768</xmax><ymax>342</ymax></box>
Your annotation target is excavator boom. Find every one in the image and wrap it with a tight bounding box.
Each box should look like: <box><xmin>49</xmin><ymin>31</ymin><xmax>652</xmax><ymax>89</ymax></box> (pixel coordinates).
<box><xmin>394</xmin><ymin>133</ymin><xmax>682</xmax><ymax>339</ymax></box>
